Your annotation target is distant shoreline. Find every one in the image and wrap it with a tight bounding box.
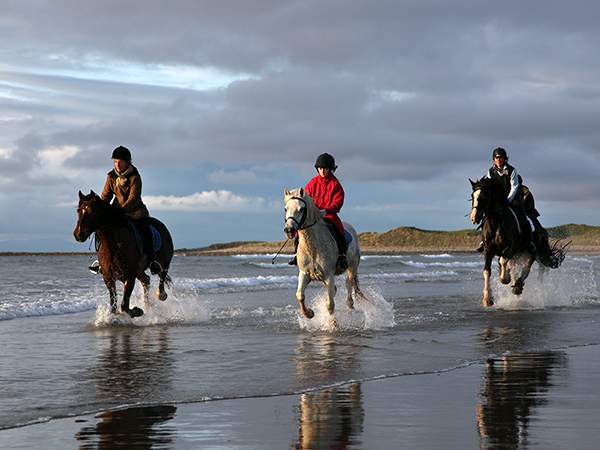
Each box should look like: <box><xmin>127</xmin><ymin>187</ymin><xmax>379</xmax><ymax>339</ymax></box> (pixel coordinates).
<box><xmin>2</xmin><ymin>223</ymin><xmax>598</xmax><ymax>256</ymax></box>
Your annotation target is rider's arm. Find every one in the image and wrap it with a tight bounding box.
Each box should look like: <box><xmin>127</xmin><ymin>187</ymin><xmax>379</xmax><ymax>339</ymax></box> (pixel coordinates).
<box><xmin>326</xmin><ymin>182</ymin><xmax>345</xmax><ymax>214</ymax></box>
<box><xmin>100</xmin><ymin>175</ymin><xmax>114</xmax><ymax>203</ymax></box>
<box><xmin>507</xmin><ymin>168</ymin><xmax>521</xmax><ymax>202</ymax></box>
<box><xmin>121</xmin><ymin>174</ymin><xmax>143</xmax><ymax>212</ymax></box>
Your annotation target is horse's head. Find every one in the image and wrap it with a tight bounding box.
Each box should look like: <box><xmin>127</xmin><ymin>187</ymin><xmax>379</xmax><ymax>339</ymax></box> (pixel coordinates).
<box><xmin>469</xmin><ymin>177</ymin><xmax>505</xmax><ymax>225</ymax></box>
<box><xmin>73</xmin><ymin>190</ymin><xmax>103</xmax><ymax>242</ymax></box>
<box><xmin>283</xmin><ymin>188</ymin><xmax>319</xmax><ymax>239</ymax></box>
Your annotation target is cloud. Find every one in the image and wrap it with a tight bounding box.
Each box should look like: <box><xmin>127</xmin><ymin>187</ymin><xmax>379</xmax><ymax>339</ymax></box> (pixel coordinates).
<box><xmin>145</xmin><ymin>190</ymin><xmax>271</xmax><ymax>212</ymax></box>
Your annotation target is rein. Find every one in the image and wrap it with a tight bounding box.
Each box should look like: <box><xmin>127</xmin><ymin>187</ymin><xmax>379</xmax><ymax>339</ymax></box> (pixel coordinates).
<box><xmin>285</xmin><ymin>196</ymin><xmax>317</xmax><ymax>231</ymax></box>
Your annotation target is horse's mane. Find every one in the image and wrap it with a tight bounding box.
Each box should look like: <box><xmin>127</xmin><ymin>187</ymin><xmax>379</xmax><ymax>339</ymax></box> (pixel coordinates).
<box><xmin>472</xmin><ymin>177</ymin><xmax>508</xmax><ymax>205</ymax></box>
<box><xmin>80</xmin><ymin>191</ymin><xmax>129</xmax><ymax>226</ymax></box>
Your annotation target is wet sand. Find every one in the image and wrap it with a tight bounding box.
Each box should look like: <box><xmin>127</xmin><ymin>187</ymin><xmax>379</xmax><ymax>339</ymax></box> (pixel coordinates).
<box><xmin>3</xmin><ymin>344</ymin><xmax>599</xmax><ymax>450</ymax></box>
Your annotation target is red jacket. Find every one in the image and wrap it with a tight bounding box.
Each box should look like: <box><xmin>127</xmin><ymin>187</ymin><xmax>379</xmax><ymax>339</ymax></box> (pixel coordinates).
<box><xmin>305</xmin><ymin>173</ymin><xmax>345</xmax><ymax>235</ymax></box>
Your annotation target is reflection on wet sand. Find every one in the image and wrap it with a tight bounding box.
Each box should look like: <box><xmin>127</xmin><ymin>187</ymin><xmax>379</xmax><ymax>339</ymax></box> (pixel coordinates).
<box><xmin>476</xmin><ymin>350</ymin><xmax>567</xmax><ymax>449</ymax></box>
<box><xmin>75</xmin><ymin>327</ymin><xmax>177</xmax><ymax>448</ymax></box>
<box><xmin>75</xmin><ymin>405</ymin><xmax>177</xmax><ymax>449</ymax></box>
<box><xmin>291</xmin><ymin>334</ymin><xmax>364</xmax><ymax>449</ymax></box>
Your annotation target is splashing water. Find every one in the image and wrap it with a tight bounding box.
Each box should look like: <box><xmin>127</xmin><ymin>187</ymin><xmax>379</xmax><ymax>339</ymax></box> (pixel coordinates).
<box><xmin>491</xmin><ymin>256</ymin><xmax>598</xmax><ymax>310</ymax></box>
<box><xmin>298</xmin><ymin>285</ymin><xmax>396</xmax><ymax>332</ymax></box>
<box><xmin>93</xmin><ymin>284</ymin><xmax>210</xmax><ymax>327</ymax></box>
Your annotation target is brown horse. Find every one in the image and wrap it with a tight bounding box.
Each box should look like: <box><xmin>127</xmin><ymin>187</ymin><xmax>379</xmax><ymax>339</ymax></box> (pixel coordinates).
<box><xmin>73</xmin><ymin>190</ymin><xmax>174</xmax><ymax>318</ymax></box>
<box><xmin>469</xmin><ymin>177</ymin><xmax>566</xmax><ymax>307</ymax></box>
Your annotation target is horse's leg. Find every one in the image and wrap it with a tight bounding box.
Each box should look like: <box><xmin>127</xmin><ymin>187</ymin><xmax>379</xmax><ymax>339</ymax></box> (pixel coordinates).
<box><xmin>345</xmin><ymin>266</ymin><xmax>356</xmax><ymax>310</ymax></box>
<box><xmin>157</xmin><ymin>269</ymin><xmax>170</xmax><ymax>301</ymax></box>
<box><xmin>105</xmin><ymin>279</ymin><xmax>118</xmax><ymax>314</ymax></box>
<box><xmin>482</xmin><ymin>251</ymin><xmax>494</xmax><ymax>307</ymax></box>
<box><xmin>122</xmin><ymin>277</ymin><xmax>144</xmax><ymax>318</ymax></box>
<box><xmin>324</xmin><ymin>275</ymin><xmax>337</xmax><ymax>315</ymax></box>
<box><xmin>499</xmin><ymin>256</ymin><xmax>511</xmax><ymax>284</ymax></box>
<box><xmin>138</xmin><ymin>272</ymin><xmax>151</xmax><ymax>308</ymax></box>
<box><xmin>512</xmin><ymin>253</ymin><xmax>535</xmax><ymax>296</ymax></box>
<box><xmin>296</xmin><ymin>271</ymin><xmax>314</xmax><ymax>319</ymax></box>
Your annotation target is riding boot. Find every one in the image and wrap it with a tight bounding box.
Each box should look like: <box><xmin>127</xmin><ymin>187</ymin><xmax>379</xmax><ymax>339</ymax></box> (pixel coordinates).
<box><xmin>334</xmin><ymin>230</ymin><xmax>348</xmax><ymax>270</ymax></box>
<box><xmin>289</xmin><ymin>237</ymin><xmax>299</xmax><ymax>266</ymax></box>
<box><xmin>88</xmin><ymin>259</ymin><xmax>102</xmax><ymax>274</ymax></box>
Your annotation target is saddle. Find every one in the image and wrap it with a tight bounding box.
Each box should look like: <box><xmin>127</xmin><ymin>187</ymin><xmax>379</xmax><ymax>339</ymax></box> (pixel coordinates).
<box><xmin>325</xmin><ymin>223</ymin><xmax>353</xmax><ymax>245</ymax></box>
<box><xmin>128</xmin><ymin>219</ymin><xmax>162</xmax><ymax>256</ymax></box>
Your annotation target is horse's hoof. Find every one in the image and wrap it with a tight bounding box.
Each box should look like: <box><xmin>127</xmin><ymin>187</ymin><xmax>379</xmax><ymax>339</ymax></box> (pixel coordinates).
<box><xmin>157</xmin><ymin>290</ymin><xmax>168</xmax><ymax>301</ymax></box>
<box><xmin>303</xmin><ymin>308</ymin><xmax>315</xmax><ymax>319</ymax></box>
<box><xmin>512</xmin><ymin>286</ymin><xmax>523</xmax><ymax>295</ymax></box>
<box><xmin>125</xmin><ymin>307</ymin><xmax>144</xmax><ymax>318</ymax></box>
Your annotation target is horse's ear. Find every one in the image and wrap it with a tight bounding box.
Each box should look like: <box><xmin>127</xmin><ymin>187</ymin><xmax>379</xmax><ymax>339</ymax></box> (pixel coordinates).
<box><xmin>78</xmin><ymin>190</ymin><xmax>84</xmax><ymax>200</ymax></box>
<box><xmin>284</xmin><ymin>188</ymin><xmax>290</xmax><ymax>196</ymax></box>
<box><xmin>299</xmin><ymin>187</ymin><xmax>305</xmax><ymax>197</ymax></box>
<box><xmin>469</xmin><ymin>178</ymin><xmax>475</xmax><ymax>187</ymax></box>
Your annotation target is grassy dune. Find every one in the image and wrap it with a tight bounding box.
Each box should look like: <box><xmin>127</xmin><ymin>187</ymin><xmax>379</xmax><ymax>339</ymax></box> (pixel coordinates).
<box><xmin>176</xmin><ymin>223</ymin><xmax>600</xmax><ymax>256</ymax></box>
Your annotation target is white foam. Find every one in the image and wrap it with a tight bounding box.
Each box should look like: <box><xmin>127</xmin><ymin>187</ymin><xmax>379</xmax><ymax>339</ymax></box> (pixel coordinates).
<box><xmin>491</xmin><ymin>256</ymin><xmax>598</xmax><ymax>310</ymax></box>
<box><xmin>176</xmin><ymin>275</ymin><xmax>297</xmax><ymax>291</ymax></box>
<box><xmin>420</xmin><ymin>253</ymin><xmax>453</xmax><ymax>258</ymax></box>
<box><xmin>231</xmin><ymin>254</ymin><xmax>292</xmax><ymax>259</ymax></box>
<box><xmin>93</xmin><ymin>285</ymin><xmax>210</xmax><ymax>327</ymax></box>
<box><xmin>365</xmin><ymin>270</ymin><xmax>459</xmax><ymax>281</ymax></box>
<box><xmin>361</xmin><ymin>255</ymin><xmax>407</xmax><ymax>259</ymax></box>
<box><xmin>249</xmin><ymin>262</ymin><xmax>291</xmax><ymax>269</ymax></box>
<box><xmin>403</xmin><ymin>260</ymin><xmax>480</xmax><ymax>269</ymax></box>
<box><xmin>298</xmin><ymin>285</ymin><xmax>396</xmax><ymax>332</ymax></box>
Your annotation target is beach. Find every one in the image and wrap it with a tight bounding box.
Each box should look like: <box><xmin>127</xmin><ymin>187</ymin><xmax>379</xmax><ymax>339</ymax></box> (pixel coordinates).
<box><xmin>1</xmin><ymin>253</ymin><xmax>599</xmax><ymax>449</ymax></box>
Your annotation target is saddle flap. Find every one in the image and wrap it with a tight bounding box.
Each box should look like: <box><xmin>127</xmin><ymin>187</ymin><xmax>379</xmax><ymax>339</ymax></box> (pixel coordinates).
<box><xmin>325</xmin><ymin>223</ymin><xmax>353</xmax><ymax>245</ymax></box>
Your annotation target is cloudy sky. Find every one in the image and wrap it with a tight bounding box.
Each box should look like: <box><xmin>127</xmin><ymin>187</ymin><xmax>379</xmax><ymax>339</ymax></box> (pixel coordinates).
<box><xmin>1</xmin><ymin>0</ymin><xmax>599</xmax><ymax>251</ymax></box>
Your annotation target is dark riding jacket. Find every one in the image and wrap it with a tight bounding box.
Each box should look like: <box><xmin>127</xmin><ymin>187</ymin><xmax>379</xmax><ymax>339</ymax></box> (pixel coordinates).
<box><xmin>101</xmin><ymin>165</ymin><xmax>150</xmax><ymax>220</ymax></box>
<box><xmin>486</xmin><ymin>163</ymin><xmax>521</xmax><ymax>205</ymax></box>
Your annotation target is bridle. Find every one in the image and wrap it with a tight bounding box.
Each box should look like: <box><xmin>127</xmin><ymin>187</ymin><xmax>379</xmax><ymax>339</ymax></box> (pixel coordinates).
<box><xmin>285</xmin><ymin>196</ymin><xmax>317</xmax><ymax>231</ymax></box>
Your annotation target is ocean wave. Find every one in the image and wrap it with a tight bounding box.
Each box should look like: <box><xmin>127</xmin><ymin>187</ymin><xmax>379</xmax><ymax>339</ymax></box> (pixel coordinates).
<box><xmin>231</xmin><ymin>254</ymin><xmax>292</xmax><ymax>259</ymax></box>
<box><xmin>248</xmin><ymin>262</ymin><xmax>291</xmax><ymax>269</ymax></box>
<box><xmin>402</xmin><ymin>260</ymin><xmax>480</xmax><ymax>269</ymax></box>
<box><xmin>420</xmin><ymin>253</ymin><xmax>453</xmax><ymax>258</ymax></box>
<box><xmin>0</xmin><ymin>294</ymin><xmax>97</xmax><ymax>321</ymax></box>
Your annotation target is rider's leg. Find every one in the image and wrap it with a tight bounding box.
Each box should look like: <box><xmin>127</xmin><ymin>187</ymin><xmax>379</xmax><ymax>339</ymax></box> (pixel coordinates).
<box><xmin>332</xmin><ymin>228</ymin><xmax>348</xmax><ymax>270</ymax></box>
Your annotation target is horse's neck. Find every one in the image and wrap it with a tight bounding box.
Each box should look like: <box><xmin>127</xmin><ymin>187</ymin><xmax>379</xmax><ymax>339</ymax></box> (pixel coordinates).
<box><xmin>297</xmin><ymin>219</ymin><xmax>335</xmax><ymax>257</ymax></box>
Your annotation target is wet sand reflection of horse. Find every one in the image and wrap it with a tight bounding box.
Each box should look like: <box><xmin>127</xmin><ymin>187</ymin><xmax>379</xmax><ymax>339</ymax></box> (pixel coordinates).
<box><xmin>73</xmin><ymin>190</ymin><xmax>174</xmax><ymax>318</ymax></box>
<box><xmin>291</xmin><ymin>334</ymin><xmax>364</xmax><ymax>449</ymax></box>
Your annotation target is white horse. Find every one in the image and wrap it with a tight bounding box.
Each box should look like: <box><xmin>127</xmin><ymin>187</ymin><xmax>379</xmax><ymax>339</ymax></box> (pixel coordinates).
<box><xmin>284</xmin><ymin>188</ymin><xmax>365</xmax><ymax>319</ymax></box>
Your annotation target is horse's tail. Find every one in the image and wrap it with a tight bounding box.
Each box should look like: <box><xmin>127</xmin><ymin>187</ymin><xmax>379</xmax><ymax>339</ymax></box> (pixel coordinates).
<box><xmin>537</xmin><ymin>236</ymin><xmax>570</xmax><ymax>269</ymax></box>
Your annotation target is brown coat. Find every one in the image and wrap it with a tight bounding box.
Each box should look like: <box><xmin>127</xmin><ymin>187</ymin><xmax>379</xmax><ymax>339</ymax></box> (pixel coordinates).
<box><xmin>101</xmin><ymin>165</ymin><xmax>149</xmax><ymax>219</ymax></box>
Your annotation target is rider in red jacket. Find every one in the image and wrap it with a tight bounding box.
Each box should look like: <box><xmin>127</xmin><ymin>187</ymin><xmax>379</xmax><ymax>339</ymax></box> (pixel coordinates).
<box><xmin>290</xmin><ymin>153</ymin><xmax>348</xmax><ymax>269</ymax></box>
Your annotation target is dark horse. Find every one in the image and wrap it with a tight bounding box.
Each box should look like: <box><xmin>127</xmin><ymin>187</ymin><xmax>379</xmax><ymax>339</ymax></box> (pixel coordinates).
<box><xmin>73</xmin><ymin>190</ymin><xmax>174</xmax><ymax>318</ymax></box>
<box><xmin>469</xmin><ymin>178</ymin><xmax>566</xmax><ymax>307</ymax></box>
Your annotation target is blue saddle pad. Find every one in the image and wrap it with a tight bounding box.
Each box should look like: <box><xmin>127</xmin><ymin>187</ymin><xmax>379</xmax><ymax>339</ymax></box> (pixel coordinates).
<box><xmin>326</xmin><ymin>223</ymin><xmax>353</xmax><ymax>245</ymax></box>
<box><xmin>150</xmin><ymin>225</ymin><xmax>162</xmax><ymax>252</ymax></box>
<box><xmin>344</xmin><ymin>229</ymin><xmax>353</xmax><ymax>245</ymax></box>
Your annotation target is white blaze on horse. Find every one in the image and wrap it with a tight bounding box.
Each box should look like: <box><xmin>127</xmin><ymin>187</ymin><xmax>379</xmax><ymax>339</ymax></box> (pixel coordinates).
<box><xmin>283</xmin><ymin>188</ymin><xmax>365</xmax><ymax>319</ymax></box>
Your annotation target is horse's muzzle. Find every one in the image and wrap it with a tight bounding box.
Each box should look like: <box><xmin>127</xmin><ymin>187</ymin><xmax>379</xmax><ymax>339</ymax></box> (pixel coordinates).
<box><xmin>284</xmin><ymin>226</ymin><xmax>297</xmax><ymax>239</ymax></box>
<box><xmin>73</xmin><ymin>227</ymin><xmax>88</xmax><ymax>242</ymax></box>
<box><xmin>470</xmin><ymin>208</ymin><xmax>480</xmax><ymax>225</ymax></box>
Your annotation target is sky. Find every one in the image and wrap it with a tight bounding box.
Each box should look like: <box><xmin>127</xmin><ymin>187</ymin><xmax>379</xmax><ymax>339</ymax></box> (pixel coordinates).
<box><xmin>1</xmin><ymin>0</ymin><xmax>600</xmax><ymax>251</ymax></box>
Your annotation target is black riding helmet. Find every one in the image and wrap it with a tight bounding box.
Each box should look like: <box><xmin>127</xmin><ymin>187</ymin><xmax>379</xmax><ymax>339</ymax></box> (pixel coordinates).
<box><xmin>492</xmin><ymin>147</ymin><xmax>508</xmax><ymax>160</ymax></box>
<box><xmin>112</xmin><ymin>145</ymin><xmax>132</xmax><ymax>161</ymax></box>
<box><xmin>314</xmin><ymin>153</ymin><xmax>337</xmax><ymax>170</ymax></box>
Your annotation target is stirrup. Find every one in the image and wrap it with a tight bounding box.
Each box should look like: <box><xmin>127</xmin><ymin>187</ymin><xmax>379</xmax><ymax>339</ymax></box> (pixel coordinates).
<box><xmin>476</xmin><ymin>241</ymin><xmax>484</xmax><ymax>253</ymax></box>
<box><xmin>288</xmin><ymin>255</ymin><xmax>297</xmax><ymax>266</ymax></box>
<box><xmin>88</xmin><ymin>260</ymin><xmax>101</xmax><ymax>274</ymax></box>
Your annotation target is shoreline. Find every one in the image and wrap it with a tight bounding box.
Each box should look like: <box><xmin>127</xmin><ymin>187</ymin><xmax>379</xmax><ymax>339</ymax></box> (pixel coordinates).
<box><xmin>3</xmin><ymin>245</ymin><xmax>598</xmax><ymax>257</ymax></box>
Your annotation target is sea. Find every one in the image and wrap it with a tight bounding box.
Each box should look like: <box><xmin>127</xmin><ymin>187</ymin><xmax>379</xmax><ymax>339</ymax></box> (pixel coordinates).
<box><xmin>1</xmin><ymin>252</ymin><xmax>599</xmax><ymax>445</ymax></box>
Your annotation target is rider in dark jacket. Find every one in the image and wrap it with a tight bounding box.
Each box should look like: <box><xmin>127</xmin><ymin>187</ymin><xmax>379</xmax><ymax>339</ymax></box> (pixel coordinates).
<box><xmin>476</xmin><ymin>147</ymin><xmax>540</xmax><ymax>252</ymax></box>
<box><xmin>89</xmin><ymin>146</ymin><xmax>160</xmax><ymax>274</ymax></box>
